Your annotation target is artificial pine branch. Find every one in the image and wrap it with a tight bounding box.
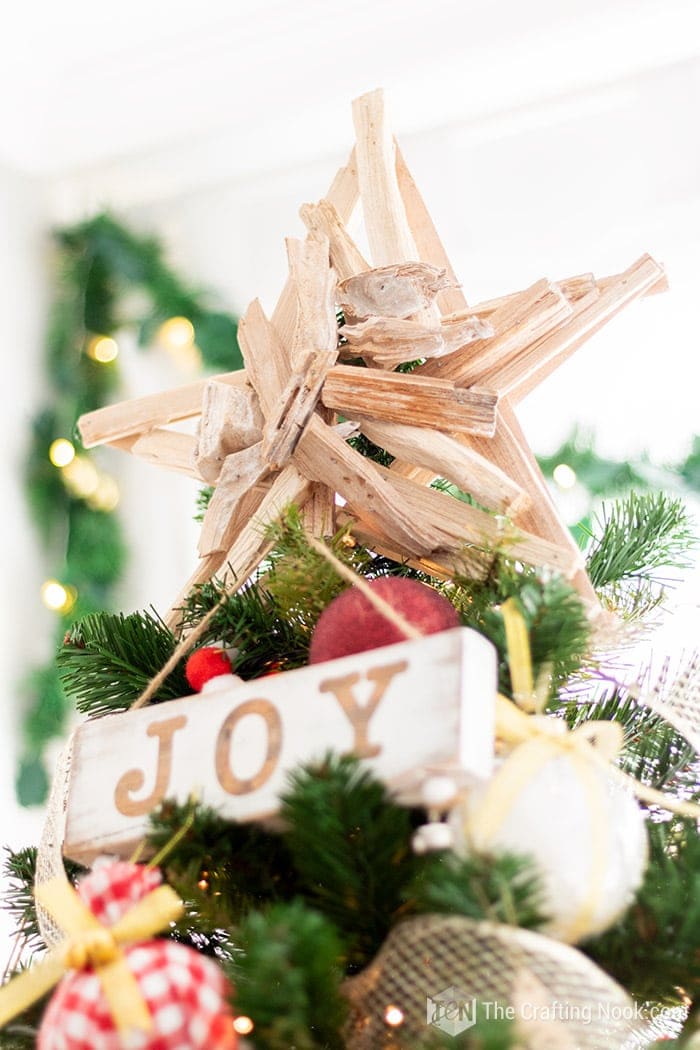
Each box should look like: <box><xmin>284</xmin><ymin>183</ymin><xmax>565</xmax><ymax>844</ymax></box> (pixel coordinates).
<box><xmin>280</xmin><ymin>754</ymin><xmax>419</xmax><ymax>972</ymax></box>
<box><xmin>226</xmin><ymin>900</ymin><xmax>347</xmax><ymax>1050</ymax></box>
<box><xmin>177</xmin><ymin>576</ymin><xmax>311</xmax><ymax>678</ymax></box>
<box><xmin>560</xmin><ymin>689</ymin><xmax>698</xmax><ymax>794</ymax></box>
<box><xmin>584</xmin><ymin>492</ymin><xmax>695</xmax><ymax>615</ymax></box>
<box><xmin>409</xmin><ymin>851</ymin><xmax>548</xmax><ymax>931</ymax></box>
<box><xmin>1</xmin><ymin>847</ymin><xmax>85</xmax><ymax>956</ymax></box>
<box><xmin>57</xmin><ymin>610</ymin><xmax>188</xmax><ymax>716</ymax></box>
<box><xmin>452</xmin><ymin>562</ymin><xmax>591</xmax><ymax>702</ymax></box>
<box><xmin>146</xmin><ymin>800</ymin><xmax>298</xmax><ymax>931</ymax></box>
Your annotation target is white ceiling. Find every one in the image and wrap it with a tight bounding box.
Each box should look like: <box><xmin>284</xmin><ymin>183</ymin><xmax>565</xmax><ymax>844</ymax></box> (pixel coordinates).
<box><xmin>3</xmin><ymin>0</ymin><xmax>699</xmax><ymax>190</ymax></box>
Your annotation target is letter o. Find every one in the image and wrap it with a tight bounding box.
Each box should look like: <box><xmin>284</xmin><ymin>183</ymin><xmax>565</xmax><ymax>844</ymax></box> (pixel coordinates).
<box><xmin>215</xmin><ymin>699</ymin><xmax>282</xmax><ymax>795</ymax></box>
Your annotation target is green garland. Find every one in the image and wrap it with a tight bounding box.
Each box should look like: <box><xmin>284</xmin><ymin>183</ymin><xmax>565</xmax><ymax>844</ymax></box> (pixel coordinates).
<box><xmin>20</xmin><ymin>213</ymin><xmax>240</xmax><ymax>804</ymax></box>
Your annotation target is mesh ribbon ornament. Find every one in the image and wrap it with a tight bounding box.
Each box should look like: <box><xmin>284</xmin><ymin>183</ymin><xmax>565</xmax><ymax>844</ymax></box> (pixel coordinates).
<box><xmin>342</xmin><ymin>914</ymin><xmax>648</xmax><ymax>1050</ymax></box>
<box><xmin>0</xmin><ymin>861</ymin><xmax>237</xmax><ymax>1050</ymax></box>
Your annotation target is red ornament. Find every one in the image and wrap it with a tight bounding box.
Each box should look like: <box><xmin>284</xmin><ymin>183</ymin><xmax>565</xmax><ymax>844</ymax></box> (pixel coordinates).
<box><xmin>309</xmin><ymin>576</ymin><xmax>460</xmax><ymax>664</ymax></box>
<box><xmin>38</xmin><ymin>862</ymin><xmax>237</xmax><ymax>1050</ymax></box>
<box><xmin>185</xmin><ymin>647</ymin><xmax>232</xmax><ymax>692</ymax></box>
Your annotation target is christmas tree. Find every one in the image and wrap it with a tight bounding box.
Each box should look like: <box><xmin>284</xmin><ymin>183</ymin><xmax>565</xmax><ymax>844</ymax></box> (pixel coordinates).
<box><xmin>2</xmin><ymin>89</ymin><xmax>699</xmax><ymax>1050</ymax></box>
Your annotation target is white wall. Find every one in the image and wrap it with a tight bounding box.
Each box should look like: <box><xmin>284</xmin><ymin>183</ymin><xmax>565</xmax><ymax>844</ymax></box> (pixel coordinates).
<box><xmin>0</xmin><ymin>166</ymin><xmax>51</xmax><ymax>955</ymax></box>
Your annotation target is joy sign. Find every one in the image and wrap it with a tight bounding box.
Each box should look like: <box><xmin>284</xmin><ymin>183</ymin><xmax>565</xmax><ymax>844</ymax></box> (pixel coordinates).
<box><xmin>63</xmin><ymin>627</ymin><xmax>496</xmax><ymax>864</ymax></box>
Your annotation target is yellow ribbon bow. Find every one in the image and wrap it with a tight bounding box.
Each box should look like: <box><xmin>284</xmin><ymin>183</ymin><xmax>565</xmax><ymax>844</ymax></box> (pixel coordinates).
<box><xmin>0</xmin><ymin>875</ymin><xmax>183</xmax><ymax>1034</ymax></box>
<box><xmin>493</xmin><ymin>597</ymin><xmax>700</xmax><ymax>822</ymax></box>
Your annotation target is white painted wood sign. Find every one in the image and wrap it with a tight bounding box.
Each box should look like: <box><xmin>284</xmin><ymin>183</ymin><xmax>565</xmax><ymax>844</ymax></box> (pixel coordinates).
<box><xmin>64</xmin><ymin>627</ymin><xmax>496</xmax><ymax>864</ymax></box>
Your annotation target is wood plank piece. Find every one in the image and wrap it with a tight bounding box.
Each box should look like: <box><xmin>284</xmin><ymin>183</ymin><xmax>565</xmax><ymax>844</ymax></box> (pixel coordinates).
<box><xmin>358</xmin><ymin>418</ymin><xmax>528</xmax><ymax>515</ymax></box>
<box><xmin>78</xmin><ymin>370</ymin><xmax>248</xmax><ymax>449</ymax></box>
<box><xmin>198</xmin><ymin>444</ymin><xmax>269</xmax><ymax>557</ymax></box>
<box><xmin>374</xmin><ymin>464</ymin><xmax>582</xmax><ymax>579</ymax></box>
<box><xmin>506</xmin><ymin>254</ymin><xmax>665</xmax><ymax>403</ymax></box>
<box><xmin>394</xmin><ymin>144</ymin><xmax>468</xmax><ymax>315</ymax></box>
<box><xmin>238</xmin><ymin>298</ymin><xmax>293</xmax><ymax>423</ymax></box>
<box><xmin>294</xmin><ymin>414</ymin><xmax>436</xmax><ymax>556</ymax></box>
<box><xmin>352</xmin><ymin>89</ymin><xmax>420</xmax><ymax>268</ymax></box>
<box><xmin>272</xmin><ymin>150</ymin><xmax>359</xmax><ymax>350</ymax></box>
<box><xmin>467</xmin><ymin>400</ymin><xmax>599</xmax><ymax>607</ymax></box>
<box><xmin>299</xmin><ymin>198</ymin><xmax>369</xmax><ymax>281</ymax></box>
<box><xmin>113</xmin><ymin>429</ymin><xmax>201</xmax><ymax>480</ymax></box>
<box><xmin>337</xmin><ymin>262</ymin><xmax>452</xmax><ymax>320</ymax></box>
<box><xmin>321</xmin><ymin>364</ymin><xmax>498</xmax><ymax>437</ymax></box>
<box><xmin>336</xmin><ymin>506</ymin><xmax>495</xmax><ymax>583</ymax></box>
<box><xmin>340</xmin><ymin>312</ymin><xmax>493</xmax><ymax>368</ymax></box>
<box><xmin>194</xmin><ymin>379</ymin><xmax>264</xmax><ymax>482</ymax></box>
<box><xmin>263</xmin><ymin>349</ymin><xmax>339</xmax><ymax>469</ymax></box>
<box><xmin>416</xmin><ymin>279</ymin><xmax>573</xmax><ymax>386</ymax></box>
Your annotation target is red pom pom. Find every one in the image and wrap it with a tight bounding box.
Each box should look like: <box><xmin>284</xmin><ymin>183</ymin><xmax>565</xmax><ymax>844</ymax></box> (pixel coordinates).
<box><xmin>309</xmin><ymin>577</ymin><xmax>460</xmax><ymax>664</ymax></box>
<box><xmin>186</xmin><ymin>647</ymin><xmax>232</xmax><ymax>692</ymax></box>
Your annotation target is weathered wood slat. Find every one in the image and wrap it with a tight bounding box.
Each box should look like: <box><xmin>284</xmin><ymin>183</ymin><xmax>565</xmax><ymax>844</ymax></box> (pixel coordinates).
<box><xmin>113</xmin><ymin>429</ymin><xmax>200</xmax><ymax>479</ymax></box>
<box><xmin>353</xmin><ymin>89</ymin><xmax>420</xmax><ymax>269</ymax></box>
<box><xmin>321</xmin><ymin>364</ymin><xmax>498</xmax><ymax>436</ymax></box>
<box><xmin>272</xmin><ymin>149</ymin><xmax>359</xmax><ymax>350</ymax></box>
<box><xmin>358</xmin><ymin>418</ymin><xmax>528</xmax><ymax>515</ymax></box>
<box><xmin>194</xmin><ymin>378</ymin><xmax>264</xmax><ymax>482</ymax></box>
<box><xmin>78</xmin><ymin>370</ymin><xmax>248</xmax><ymax>449</ymax></box>
<box><xmin>299</xmin><ymin>198</ymin><xmax>369</xmax><ymax>282</ymax></box>
<box><xmin>504</xmin><ymin>255</ymin><xmax>665</xmax><ymax>402</ymax></box>
<box><xmin>340</xmin><ymin>312</ymin><xmax>493</xmax><ymax>368</ymax></box>
<box><xmin>394</xmin><ymin>144</ymin><xmax>468</xmax><ymax>315</ymax></box>
<box><xmin>337</xmin><ymin>262</ymin><xmax>451</xmax><ymax>321</ymax></box>
<box><xmin>63</xmin><ymin>627</ymin><xmax>496</xmax><ymax>864</ymax></box>
<box><xmin>294</xmin><ymin>414</ymin><xmax>435</xmax><ymax>556</ymax></box>
<box><xmin>465</xmin><ymin>401</ymin><xmax>599</xmax><ymax>607</ymax></box>
<box><xmin>238</xmin><ymin>298</ymin><xmax>292</xmax><ymax>423</ymax></box>
<box><xmin>416</xmin><ymin>279</ymin><xmax>573</xmax><ymax>386</ymax></box>
<box><xmin>263</xmin><ymin>350</ymin><xmax>339</xmax><ymax>469</ymax></box>
<box><xmin>198</xmin><ymin>444</ymin><xmax>268</xmax><ymax>557</ymax></box>
<box><xmin>373</xmin><ymin>463</ymin><xmax>581</xmax><ymax>579</ymax></box>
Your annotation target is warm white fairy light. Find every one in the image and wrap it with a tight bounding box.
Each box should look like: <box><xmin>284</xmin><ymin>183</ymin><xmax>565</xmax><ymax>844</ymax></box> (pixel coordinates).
<box><xmin>49</xmin><ymin>438</ymin><xmax>76</xmax><ymax>468</ymax></box>
<box><xmin>233</xmin><ymin>1016</ymin><xmax>255</xmax><ymax>1035</ymax></box>
<box><xmin>62</xmin><ymin>455</ymin><xmax>100</xmax><ymax>498</ymax></box>
<box><xmin>384</xmin><ymin>1005</ymin><xmax>404</xmax><ymax>1027</ymax></box>
<box><xmin>157</xmin><ymin>316</ymin><xmax>195</xmax><ymax>350</ymax></box>
<box><xmin>40</xmin><ymin>580</ymin><xmax>77</xmax><ymax>614</ymax></box>
<box><xmin>553</xmin><ymin>463</ymin><xmax>577</xmax><ymax>490</ymax></box>
<box><xmin>87</xmin><ymin>335</ymin><xmax>119</xmax><ymax>363</ymax></box>
<box><xmin>89</xmin><ymin>474</ymin><xmax>120</xmax><ymax>512</ymax></box>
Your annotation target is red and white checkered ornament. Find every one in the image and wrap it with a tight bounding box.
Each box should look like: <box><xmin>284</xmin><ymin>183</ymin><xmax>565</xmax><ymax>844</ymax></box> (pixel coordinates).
<box><xmin>38</xmin><ymin>861</ymin><xmax>237</xmax><ymax>1050</ymax></box>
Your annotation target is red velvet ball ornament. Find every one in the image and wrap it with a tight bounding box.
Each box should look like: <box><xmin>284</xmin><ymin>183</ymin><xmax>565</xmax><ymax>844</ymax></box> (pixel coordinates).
<box><xmin>309</xmin><ymin>576</ymin><xmax>460</xmax><ymax>664</ymax></box>
<box><xmin>186</xmin><ymin>648</ymin><xmax>232</xmax><ymax>692</ymax></box>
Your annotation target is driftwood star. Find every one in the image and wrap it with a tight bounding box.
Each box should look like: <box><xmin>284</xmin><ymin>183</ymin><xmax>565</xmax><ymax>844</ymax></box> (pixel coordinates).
<box><xmin>78</xmin><ymin>90</ymin><xmax>666</xmax><ymax>625</ymax></box>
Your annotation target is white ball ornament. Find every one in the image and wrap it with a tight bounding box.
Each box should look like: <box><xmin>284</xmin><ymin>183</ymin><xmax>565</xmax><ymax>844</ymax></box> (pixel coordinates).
<box><xmin>458</xmin><ymin>726</ymin><xmax>649</xmax><ymax>943</ymax></box>
<box><xmin>412</xmin><ymin>822</ymin><xmax>455</xmax><ymax>854</ymax></box>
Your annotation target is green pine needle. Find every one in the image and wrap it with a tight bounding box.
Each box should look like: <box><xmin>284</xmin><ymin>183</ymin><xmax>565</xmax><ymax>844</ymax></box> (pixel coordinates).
<box><xmin>280</xmin><ymin>754</ymin><xmax>418</xmax><ymax>972</ymax></box>
<box><xmin>408</xmin><ymin>850</ymin><xmax>548</xmax><ymax>930</ymax></box>
<box><xmin>585</xmin><ymin>492</ymin><xmax>696</xmax><ymax>614</ymax></box>
<box><xmin>228</xmin><ymin>900</ymin><xmax>346</xmax><ymax>1050</ymax></box>
<box><xmin>57</xmin><ymin>610</ymin><xmax>188</xmax><ymax>716</ymax></box>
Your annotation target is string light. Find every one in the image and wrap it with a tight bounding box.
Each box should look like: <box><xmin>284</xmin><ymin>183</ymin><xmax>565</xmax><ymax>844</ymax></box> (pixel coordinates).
<box><xmin>87</xmin><ymin>336</ymin><xmax>119</xmax><ymax>363</ymax></box>
<box><xmin>233</xmin><ymin>1016</ymin><xmax>254</xmax><ymax>1036</ymax></box>
<box><xmin>157</xmin><ymin>316</ymin><xmax>195</xmax><ymax>350</ymax></box>
<box><xmin>61</xmin><ymin>456</ymin><xmax>100</xmax><ymax>499</ymax></box>
<box><xmin>553</xmin><ymin>463</ymin><xmax>577</xmax><ymax>490</ymax></box>
<box><xmin>88</xmin><ymin>475</ymin><xmax>120</xmax><ymax>513</ymax></box>
<box><xmin>40</xmin><ymin>580</ymin><xmax>77</xmax><ymax>614</ymax></box>
<box><xmin>383</xmin><ymin>1005</ymin><xmax>405</xmax><ymax>1027</ymax></box>
<box><xmin>49</xmin><ymin>438</ymin><xmax>75</xmax><ymax>468</ymax></box>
